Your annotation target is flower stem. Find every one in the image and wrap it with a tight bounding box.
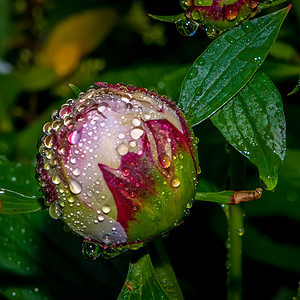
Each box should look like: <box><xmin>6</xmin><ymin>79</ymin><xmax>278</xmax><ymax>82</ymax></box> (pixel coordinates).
<box><xmin>225</xmin><ymin>204</ymin><xmax>244</xmax><ymax>300</ymax></box>
<box><xmin>226</xmin><ymin>150</ymin><xmax>245</xmax><ymax>300</ymax></box>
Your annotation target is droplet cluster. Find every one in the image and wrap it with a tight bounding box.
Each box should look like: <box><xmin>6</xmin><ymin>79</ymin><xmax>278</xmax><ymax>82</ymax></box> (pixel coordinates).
<box><xmin>178</xmin><ymin>0</ymin><xmax>259</xmax><ymax>38</ymax></box>
<box><xmin>36</xmin><ymin>83</ymin><xmax>199</xmax><ymax>257</ymax></box>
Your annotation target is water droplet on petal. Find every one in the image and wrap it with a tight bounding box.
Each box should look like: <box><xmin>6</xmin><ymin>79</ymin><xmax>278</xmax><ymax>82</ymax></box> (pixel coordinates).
<box><xmin>132</xmin><ymin>118</ymin><xmax>141</xmax><ymax>126</ymax></box>
<box><xmin>130</xmin><ymin>128</ymin><xmax>144</xmax><ymax>140</ymax></box>
<box><xmin>98</xmin><ymin>215</ymin><xmax>105</xmax><ymax>222</ymax></box>
<box><xmin>171</xmin><ymin>176</ymin><xmax>181</xmax><ymax>188</ymax></box>
<box><xmin>49</xmin><ymin>201</ymin><xmax>63</xmax><ymax>219</ymax></box>
<box><xmin>44</xmin><ymin>134</ymin><xmax>55</xmax><ymax>149</ymax></box>
<box><xmin>52</xmin><ymin>175</ymin><xmax>61</xmax><ymax>185</ymax></box>
<box><xmin>72</xmin><ymin>168</ymin><xmax>81</xmax><ymax>176</ymax></box>
<box><xmin>69</xmin><ymin>180</ymin><xmax>82</xmax><ymax>194</ymax></box>
<box><xmin>224</xmin><ymin>5</ymin><xmax>238</xmax><ymax>21</ymax></box>
<box><xmin>250</xmin><ymin>0</ymin><xmax>258</xmax><ymax>9</ymax></box>
<box><xmin>159</xmin><ymin>153</ymin><xmax>171</xmax><ymax>169</ymax></box>
<box><xmin>116</xmin><ymin>143</ymin><xmax>129</xmax><ymax>156</ymax></box>
<box><xmin>102</xmin><ymin>205</ymin><xmax>111</xmax><ymax>214</ymax></box>
<box><xmin>68</xmin><ymin>130</ymin><xmax>82</xmax><ymax>145</ymax></box>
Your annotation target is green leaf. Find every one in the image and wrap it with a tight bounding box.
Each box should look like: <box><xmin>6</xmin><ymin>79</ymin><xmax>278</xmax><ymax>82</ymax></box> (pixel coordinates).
<box><xmin>178</xmin><ymin>6</ymin><xmax>290</xmax><ymax>126</ymax></box>
<box><xmin>245</xmin><ymin>149</ymin><xmax>300</xmax><ymax>222</ymax></box>
<box><xmin>259</xmin><ymin>0</ymin><xmax>290</xmax><ymax>10</ymax></box>
<box><xmin>211</xmin><ymin>71</ymin><xmax>286</xmax><ymax>190</ymax></box>
<box><xmin>148</xmin><ymin>13</ymin><xmax>185</xmax><ymax>23</ymax></box>
<box><xmin>0</xmin><ymin>189</ymin><xmax>43</xmax><ymax>214</ymax></box>
<box><xmin>0</xmin><ymin>286</ymin><xmax>52</xmax><ymax>300</ymax></box>
<box><xmin>0</xmin><ymin>159</ymin><xmax>43</xmax><ymax>214</ymax></box>
<box><xmin>118</xmin><ymin>251</ymin><xmax>170</xmax><ymax>300</ymax></box>
<box><xmin>68</xmin><ymin>83</ymin><xmax>82</xmax><ymax>97</ymax></box>
<box><xmin>0</xmin><ymin>211</ymin><xmax>123</xmax><ymax>299</ymax></box>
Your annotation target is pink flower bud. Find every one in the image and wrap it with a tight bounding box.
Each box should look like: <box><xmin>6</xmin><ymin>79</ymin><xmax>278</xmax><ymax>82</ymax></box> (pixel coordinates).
<box><xmin>36</xmin><ymin>83</ymin><xmax>200</xmax><ymax>257</ymax></box>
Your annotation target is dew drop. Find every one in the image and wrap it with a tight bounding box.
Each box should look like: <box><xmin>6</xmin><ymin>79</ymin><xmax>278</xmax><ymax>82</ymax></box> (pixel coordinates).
<box><xmin>241</xmin><ymin>21</ymin><xmax>255</xmax><ymax>33</ymax></box>
<box><xmin>52</xmin><ymin>175</ymin><xmax>61</xmax><ymax>185</ymax></box>
<box><xmin>206</xmin><ymin>27</ymin><xmax>219</xmax><ymax>39</ymax></box>
<box><xmin>196</xmin><ymin>57</ymin><xmax>205</xmax><ymax>66</ymax></box>
<box><xmin>102</xmin><ymin>205</ymin><xmax>111</xmax><ymax>214</ymax></box>
<box><xmin>82</xmin><ymin>241</ymin><xmax>101</xmax><ymax>260</ymax></box>
<box><xmin>52</xmin><ymin>120</ymin><xmax>63</xmax><ymax>131</ymax></box>
<box><xmin>116</xmin><ymin>143</ymin><xmax>129</xmax><ymax>156</ymax></box>
<box><xmin>70</xmin><ymin>157</ymin><xmax>77</xmax><ymax>164</ymax></box>
<box><xmin>171</xmin><ymin>176</ymin><xmax>181</xmax><ymax>188</ymax></box>
<box><xmin>224</xmin><ymin>5</ymin><xmax>238</xmax><ymax>21</ymax></box>
<box><xmin>98</xmin><ymin>215</ymin><xmax>105</xmax><ymax>222</ymax></box>
<box><xmin>68</xmin><ymin>130</ymin><xmax>82</xmax><ymax>145</ymax></box>
<box><xmin>191</xmin><ymin>8</ymin><xmax>201</xmax><ymax>21</ymax></box>
<box><xmin>195</xmin><ymin>86</ymin><xmax>203</xmax><ymax>96</ymax></box>
<box><xmin>225</xmin><ymin>35</ymin><xmax>235</xmax><ymax>44</ymax></box>
<box><xmin>97</xmin><ymin>103</ymin><xmax>108</xmax><ymax>113</ymax></box>
<box><xmin>87</xmin><ymin>189</ymin><xmax>94</xmax><ymax>198</ymax></box>
<box><xmin>187</xmin><ymin>67</ymin><xmax>198</xmax><ymax>80</ymax></box>
<box><xmin>73</xmin><ymin>168</ymin><xmax>81</xmax><ymax>176</ymax></box>
<box><xmin>130</xmin><ymin>128</ymin><xmax>144</xmax><ymax>140</ymax></box>
<box><xmin>175</xmin><ymin>19</ymin><xmax>199</xmax><ymax>37</ymax></box>
<box><xmin>250</xmin><ymin>0</ymin><xmax>258</xmax><ymax>9</ymax></box>
<box><xmin>159</xmin><ymin>153</ymin><xmax>171</xmax><ymax>169</ymax></box>
<box><xmin>132</xmin><ymin>118</ymin><xmax>141</xmax><ymax>126</ymax></box>
<box><xmin>122</xmin><ymin>167</ymin><xmax>131</xmax><ymax>177</ymax></box>
<box><xmin>129</xmin><ymin>140</ymin><xmax>137</xmax><ymax>148</ymax></box>
<box><xmin>238</xmin><ymin>228</ymin><xmax>244</xmax><ymax>236</ymax></box>
<box><xmin>44</xmin><ymin>134</ymin><xmax>55</xmax><ymax>149</ymax></box>
<box><xmin>49</xmin><ymin>201</ymin><xmax>63</xmax><ymax>219</ymax></box>
<box><xmin>118</xmin><ymin>132</ymin><xmax>125</xmax><ymax>139</ymax></box>
<box><xmin>69</xmin><ymin>180</ymin><xmax>82</xmax><ymax>194</ymax></box>
<box><xmin>43</xmin><ymin>122</ymin><xmax>53</xmax><ymax>134</ymax></box>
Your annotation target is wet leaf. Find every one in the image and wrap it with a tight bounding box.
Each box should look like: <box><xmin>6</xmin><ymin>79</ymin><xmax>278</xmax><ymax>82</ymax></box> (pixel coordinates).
<box><xmin>0</xmin><ymin>159</ymin><xmax>43</xmax><ymax>214</ymax></box>
<box><xmin>148</xmin><ymin>13</ymin><xmax>185</xmax><ymax>23</ymax></box>
<box><xmin>118</xmin><ymin>252</ymin><xmax>169</xmax><ymax>300</ymax></box>
<box><xmin>179</xmin><ymin>6</ymin><xmax>290</xmax><ymax>126</ymax></box>
<box><xmin>245</xmin><ymin>149</ymin><xmax>300</xmax><ymax>222</ymax></box>
<box><xmin>40</xmin><ymin>8</ymin><xmax>117</xmax><ymax>76</ymax></box>
<box><xmin>0</xmin><ymin>189</ymin><xmax>42</xmax><ymax>214</ymax></box>
<box><xmin>0</xmin><ymin>157</ymin><xmax>41</xmax><ymax>201</ymax></box>
<box><xmin>0</xmin><ymin>211</ymin><xmax>125</xmax><ymax>299</ymax></box>
<box><xmin>211</xmin><ymin>71</ymin><xmax>286</xmax><ymax>190</ymax></box>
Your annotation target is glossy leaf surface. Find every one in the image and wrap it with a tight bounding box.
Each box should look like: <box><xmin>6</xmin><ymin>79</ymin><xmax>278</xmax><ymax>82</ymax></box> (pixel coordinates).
<box><xmin>118</xmin><ymin>252</ymin><xmax>169</xmax><ymax>299</ymax></box>
<box><xmin>179</xmin><ymin>6</ymin><xmax>290</xmax><ymax>126</ymax></box>
<box><xmin>211</xmin><ymin>71</ymin><xmax>286</xmax><ymax>190</ymax></box>
<box><xmin>0</xmin><ymin>159</ymin><xmax>43</xmax><ymax>214</ymax></box>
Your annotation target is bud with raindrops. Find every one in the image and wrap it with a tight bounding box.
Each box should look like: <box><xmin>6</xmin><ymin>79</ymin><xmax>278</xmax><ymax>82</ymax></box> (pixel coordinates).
<box><xmin>36</xmin><ymin>83</ymin><xmax>200</xmax><ymax>259</ymax></box>
<box><xmin>151</xmin><ymin>0</ymin><xmax>260</xmax><ymax>38</ymax></box>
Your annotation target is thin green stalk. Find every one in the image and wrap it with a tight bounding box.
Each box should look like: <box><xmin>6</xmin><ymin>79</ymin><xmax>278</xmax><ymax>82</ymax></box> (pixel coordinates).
<box><xmin>225</xmin><ymin>150</ymin><xmax>246</xmax><ymax>300</ymax></box>
<box><xmin>225</xmin><ymin>204</ymin><xmax>244</xmax><ymax>300</ymax></box>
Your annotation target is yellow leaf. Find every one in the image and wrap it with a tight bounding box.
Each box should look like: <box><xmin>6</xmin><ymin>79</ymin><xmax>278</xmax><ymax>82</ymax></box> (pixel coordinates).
<box><xmin>40</xmin><ymin>8</ymin><xmax>117</xmax><ymax>76</ymax></box>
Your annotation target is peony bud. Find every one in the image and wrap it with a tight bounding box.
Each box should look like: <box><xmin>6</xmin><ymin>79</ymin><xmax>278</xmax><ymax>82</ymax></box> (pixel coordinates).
<box><xmin>36</xmin><ymin>83</ymin><xmax>199</xmax><ymax>258</ymax></box>
<box><xmin>178</xmin><ymin>0</ymin><xmax>259</xmax><ymax>38</ymax></box>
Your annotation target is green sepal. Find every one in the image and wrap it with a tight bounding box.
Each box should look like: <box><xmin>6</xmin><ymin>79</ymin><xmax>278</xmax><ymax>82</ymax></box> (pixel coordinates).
<box><xmin>148</xmin><ymin>13</ymin><xmax>186</xmax><ymax>23</ymax></box>
<box><xmin>68</xmin><ymin>83</ymin><xmax>82</xmax><ymax>97</ymax></box>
